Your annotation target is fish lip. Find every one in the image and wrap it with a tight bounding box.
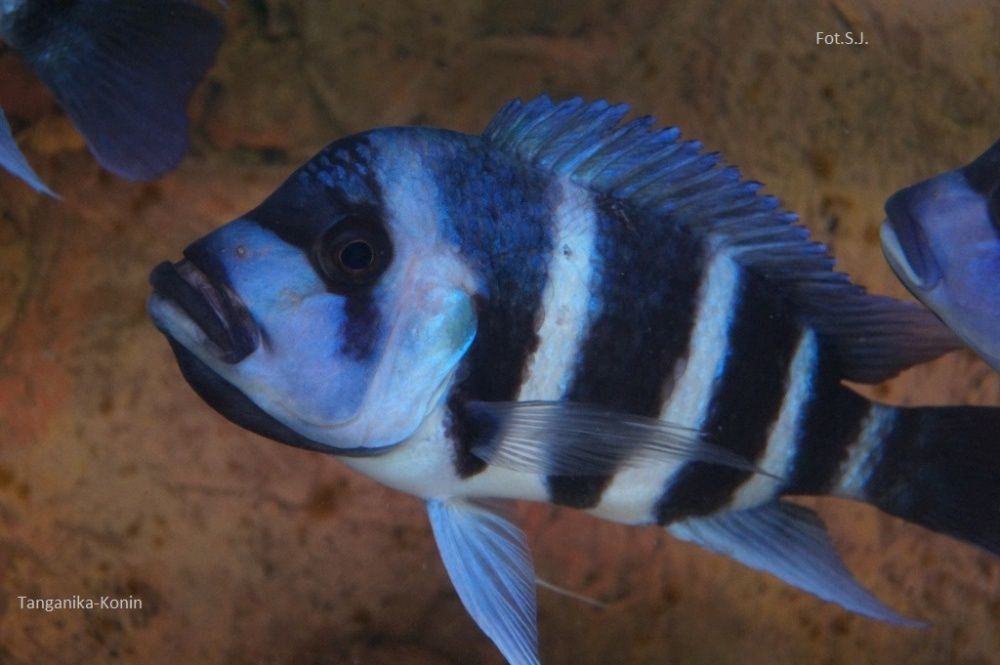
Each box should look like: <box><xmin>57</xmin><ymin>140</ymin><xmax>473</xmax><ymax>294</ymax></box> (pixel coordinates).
<box><xmin>148</xmin><ymin>256</ymin><xmax>260</xmax><ymax>365</ymax></box>
<box><xmin>882</xmin><ymin>190</ymin><xmax>942</xmax><ymax>291</ymax></box>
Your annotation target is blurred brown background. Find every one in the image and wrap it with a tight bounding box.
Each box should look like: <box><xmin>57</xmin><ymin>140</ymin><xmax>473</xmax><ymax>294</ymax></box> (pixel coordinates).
<box><xmin>1</xmin><ymin>1</ymin><xmax>999</xmax><ymax>663</ymax></box>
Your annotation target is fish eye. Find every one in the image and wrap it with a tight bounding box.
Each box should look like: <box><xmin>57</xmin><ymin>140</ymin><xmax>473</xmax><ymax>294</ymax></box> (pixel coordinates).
<box><xmin>312</xmin><ymin>213</ymin><xmax>392</xmax><ymax>292</ymax></box>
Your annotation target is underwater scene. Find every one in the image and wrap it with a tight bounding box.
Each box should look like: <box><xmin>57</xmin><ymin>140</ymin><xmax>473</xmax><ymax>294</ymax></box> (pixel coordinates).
<box><xmin>1</xmin><ymin>1</ymin><xmax>998</xmax><ymax>664</ymax></box>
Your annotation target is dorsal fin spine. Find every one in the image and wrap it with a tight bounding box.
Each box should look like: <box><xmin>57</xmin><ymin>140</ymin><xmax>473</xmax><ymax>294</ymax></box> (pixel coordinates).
<box><xmin>535</xmin><ymin>101</ymin><xmax>623</xmax><ymax>171</ymax></box>
<box><xmin>574</xmin><ymin>118</ymin><xmax>660</xmax><ymax>180</ymax></box>
<box><xmin>522</xmin><ymin>98</ymin><xmax>589</xmax><ymax>160</ymax></box>
<box><xmin>637</xmin><ymin>154</ymin><xmax>729</xmax><ymax>204</ymax></box>
<box><xmin>613</xmin><ymin>145</ymin><xmax>707</xmax><ymax>198</ymax></box>
<box><xmin>550</xmin><ymin>104</ymin><xmax>631</xmax><ymax>174</ymax></box>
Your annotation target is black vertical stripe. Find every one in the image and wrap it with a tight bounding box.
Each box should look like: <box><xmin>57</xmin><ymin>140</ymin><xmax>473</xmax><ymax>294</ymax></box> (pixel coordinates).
<box><xmin>780</xmin><ymin>351</ymin><xmax>871</xmax><ymax>496</ymax></box>
<box><xmin>339</xmin><ymin>293</ymin><xmax>380</xmax><ymax>360</ymax></box>
<box><xmin>244</xmin><ymin>136</ymin><xmax>389</xmax><ymax>364</ymax></box>
<box><xmin>655</xmin><ymin>272</ymin><xmax>801</xmax><ymax>524</ymax></box>
<box><xmin>861</xmin><ymin>405</ymin><xmax>1000</xmax><ymax>554</ymax></box>
<box><xmin>546</xmin><ymin>198</ymin><xmax>705</xmax><ymax>508</ymax></box>
<box><xmin>430</xmin><ymin>142</ymin><xmax>559</xmax><ymax>477</ymax></box>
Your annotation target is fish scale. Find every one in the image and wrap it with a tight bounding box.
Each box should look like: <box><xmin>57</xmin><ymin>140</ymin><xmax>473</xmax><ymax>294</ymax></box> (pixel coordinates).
<box><xmin>148</xmin><ymin>96</ymin><xmax>1000</xmax><ymax>665</ymax></box>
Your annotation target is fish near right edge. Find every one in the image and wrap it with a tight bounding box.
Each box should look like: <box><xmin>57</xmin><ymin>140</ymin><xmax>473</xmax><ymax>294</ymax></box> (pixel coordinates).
<box><xmin>881</xmin><ymin>138</ymin><xmax>1000</xmax><ymax>371</ymax></box>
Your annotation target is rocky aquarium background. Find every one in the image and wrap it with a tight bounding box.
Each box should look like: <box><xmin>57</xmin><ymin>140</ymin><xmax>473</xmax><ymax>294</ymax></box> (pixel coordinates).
<box><xmin>1</xmin><ymin>1</ymin><xmax>999</xmax><ymax>664</ymax></box>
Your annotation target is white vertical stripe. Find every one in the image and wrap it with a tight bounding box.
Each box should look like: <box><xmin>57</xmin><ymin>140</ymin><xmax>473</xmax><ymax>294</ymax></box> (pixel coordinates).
<box><xmin>833</xmin><ymin>405</ymin><xmax>894</xmax><ymax>500</ymax></box>
<box><xmin>515</xmin><ymin>179</ymin><xmax>598</xmax><ymax>401</ymax></box>
<box><xmin>589</xmin><ymin>250</ymin><xmax>742</xmax><ymax>525</ymax></box>
<box><xmin>729</xmin><ymin>330</ymin><xmax>816</xmax><ymax>508</ymax></box>
<box><xmin>659</xmin><ymin>250</ymin><xmax>741</xmax><ymax>428</ymax></box>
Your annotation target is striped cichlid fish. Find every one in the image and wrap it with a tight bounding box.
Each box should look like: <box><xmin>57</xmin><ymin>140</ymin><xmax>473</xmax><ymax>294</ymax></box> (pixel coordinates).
<box><xmin>148</xmin><ymin>97</ymin><xmax>1000</xmax><ymax>665</ymax></box>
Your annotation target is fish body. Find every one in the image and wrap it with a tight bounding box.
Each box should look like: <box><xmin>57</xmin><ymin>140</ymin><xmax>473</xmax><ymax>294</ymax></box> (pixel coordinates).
<box><xmin>881</xmin><ymin>139</ymin><xmax>1000</xmax><ymax>371</ymax></box>
<box><xmin>148</xmin><ymin>97</ymin><xmax>1000</xmax><ymax>665</ymax></box>
<box><xmin>0</xmin><ymin>0</ymin><xmax>222</xmax><ymax>195</ymax></box>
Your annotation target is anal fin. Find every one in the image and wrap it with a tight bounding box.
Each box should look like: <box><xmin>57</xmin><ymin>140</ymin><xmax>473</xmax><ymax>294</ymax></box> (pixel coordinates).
<box><xmin>427</xmin><ymin>499</ymin><xmax>540</xmax><ymax>665</ymax></box>
<box><xmin>667</xmin><ymin>501</ymin><xmax>922</xmax><ymax>626</ymax></box>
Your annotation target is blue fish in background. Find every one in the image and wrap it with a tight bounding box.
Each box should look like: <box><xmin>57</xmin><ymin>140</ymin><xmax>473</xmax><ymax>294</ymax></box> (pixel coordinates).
<box><xmin>0</xmin><ymin>0</ymin><xmax>223</xmax><ymax>195</ymax></box>
<box><xmin>148</xmin><ymin>97</ymin><xmax>1000</xmax><ymax>665</ymax></box>
<box><xmin>881</xmin><ymin>139</ymin><xmax>1000</xmax><ymax>372</ymax></box>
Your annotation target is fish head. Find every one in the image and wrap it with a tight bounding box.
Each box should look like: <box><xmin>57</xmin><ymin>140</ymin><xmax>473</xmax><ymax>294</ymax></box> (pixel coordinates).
<box><xmin>148</xmin><ymin>132</ymin><xmax>480</xmax><ymax>456</ymax></box>
<box><xmin>880</xmin><ymin>139</ymin><xmax>1000</xmax><ymax>366</ymax></box>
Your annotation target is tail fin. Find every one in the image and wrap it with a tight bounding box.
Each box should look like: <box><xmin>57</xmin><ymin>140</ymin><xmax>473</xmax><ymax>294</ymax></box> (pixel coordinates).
<box><xmin>839</xmin><ymin>404</ymin><xmax>1000</xmax><ymax>555</ymax></box>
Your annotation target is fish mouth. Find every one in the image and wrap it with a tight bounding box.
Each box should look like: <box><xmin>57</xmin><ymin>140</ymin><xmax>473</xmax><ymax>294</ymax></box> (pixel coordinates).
<box><xmin>881</xmin><ymin>189</ymin><xmax>942</xmax><ymax>292</ymax></box>
<box><xmin>149</xmin><ymin>253</ymin><xmax>260</xmax><ymax>364</ymax></box>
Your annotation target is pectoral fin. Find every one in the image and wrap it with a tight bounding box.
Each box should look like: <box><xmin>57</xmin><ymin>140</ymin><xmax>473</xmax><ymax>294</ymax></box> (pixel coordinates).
<box><xmin>427</xmin><ymin>499</ymin><xmax>539</xmax><ymax>665</ymax></box>
<box><xmin>468</xmin><ymin>400</ymin><xmax>768</xmax><ymax>477</ymax></box>
<box><xmin>668</xmin><ymin>501</ymin><xmax>922</xmax><ymax>626</ymax></box>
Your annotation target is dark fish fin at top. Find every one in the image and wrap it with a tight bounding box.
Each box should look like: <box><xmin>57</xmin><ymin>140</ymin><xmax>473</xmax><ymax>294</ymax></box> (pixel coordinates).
<box><xmin>483</xmin><ymin>97</ymin><xmax>962</xmax><ymax>383</ymax></box>
<box><xmin>1</xmin><ymin>0</ymin><xmax>223</xmax><ymax>181</ymax></box>
<box><xmin>668</xmin><ymin>501</ymin><xmax>923</xmax><ymax>626</ymax></box>
<box><xmin>466</xmin><ymin>400</ymin><xmax>771</xmax><ymax>478</ymax></box>
<box><xmin>0</xmin><ymin>107</ymin><xmax>58</xmax><ymax>197</ymax></box>
<box><xmin>427</xmin><ymin>499</ymin><xmax>539</xmax><ymax>665</ymax></box>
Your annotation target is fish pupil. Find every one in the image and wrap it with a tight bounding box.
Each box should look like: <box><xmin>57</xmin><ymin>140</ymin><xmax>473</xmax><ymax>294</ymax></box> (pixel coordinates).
<box><xmin>340</xmin><ymin>240</ymin><xmax>374</xmax><ymax>272</ymax></box>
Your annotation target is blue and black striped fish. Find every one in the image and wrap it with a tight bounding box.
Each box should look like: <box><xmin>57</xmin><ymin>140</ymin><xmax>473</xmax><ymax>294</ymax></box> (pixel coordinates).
<box><xmin>148</xmin><ymin>97</ymin><xmax>1000</xmax><ymax>665</ymax></box>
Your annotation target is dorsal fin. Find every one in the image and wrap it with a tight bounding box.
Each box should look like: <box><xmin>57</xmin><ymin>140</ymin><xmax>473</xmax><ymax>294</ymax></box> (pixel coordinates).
<box><xmin>483</xmin><ymin>96</ymin><xmax>960</xmax><ymax>383</ymax></box>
